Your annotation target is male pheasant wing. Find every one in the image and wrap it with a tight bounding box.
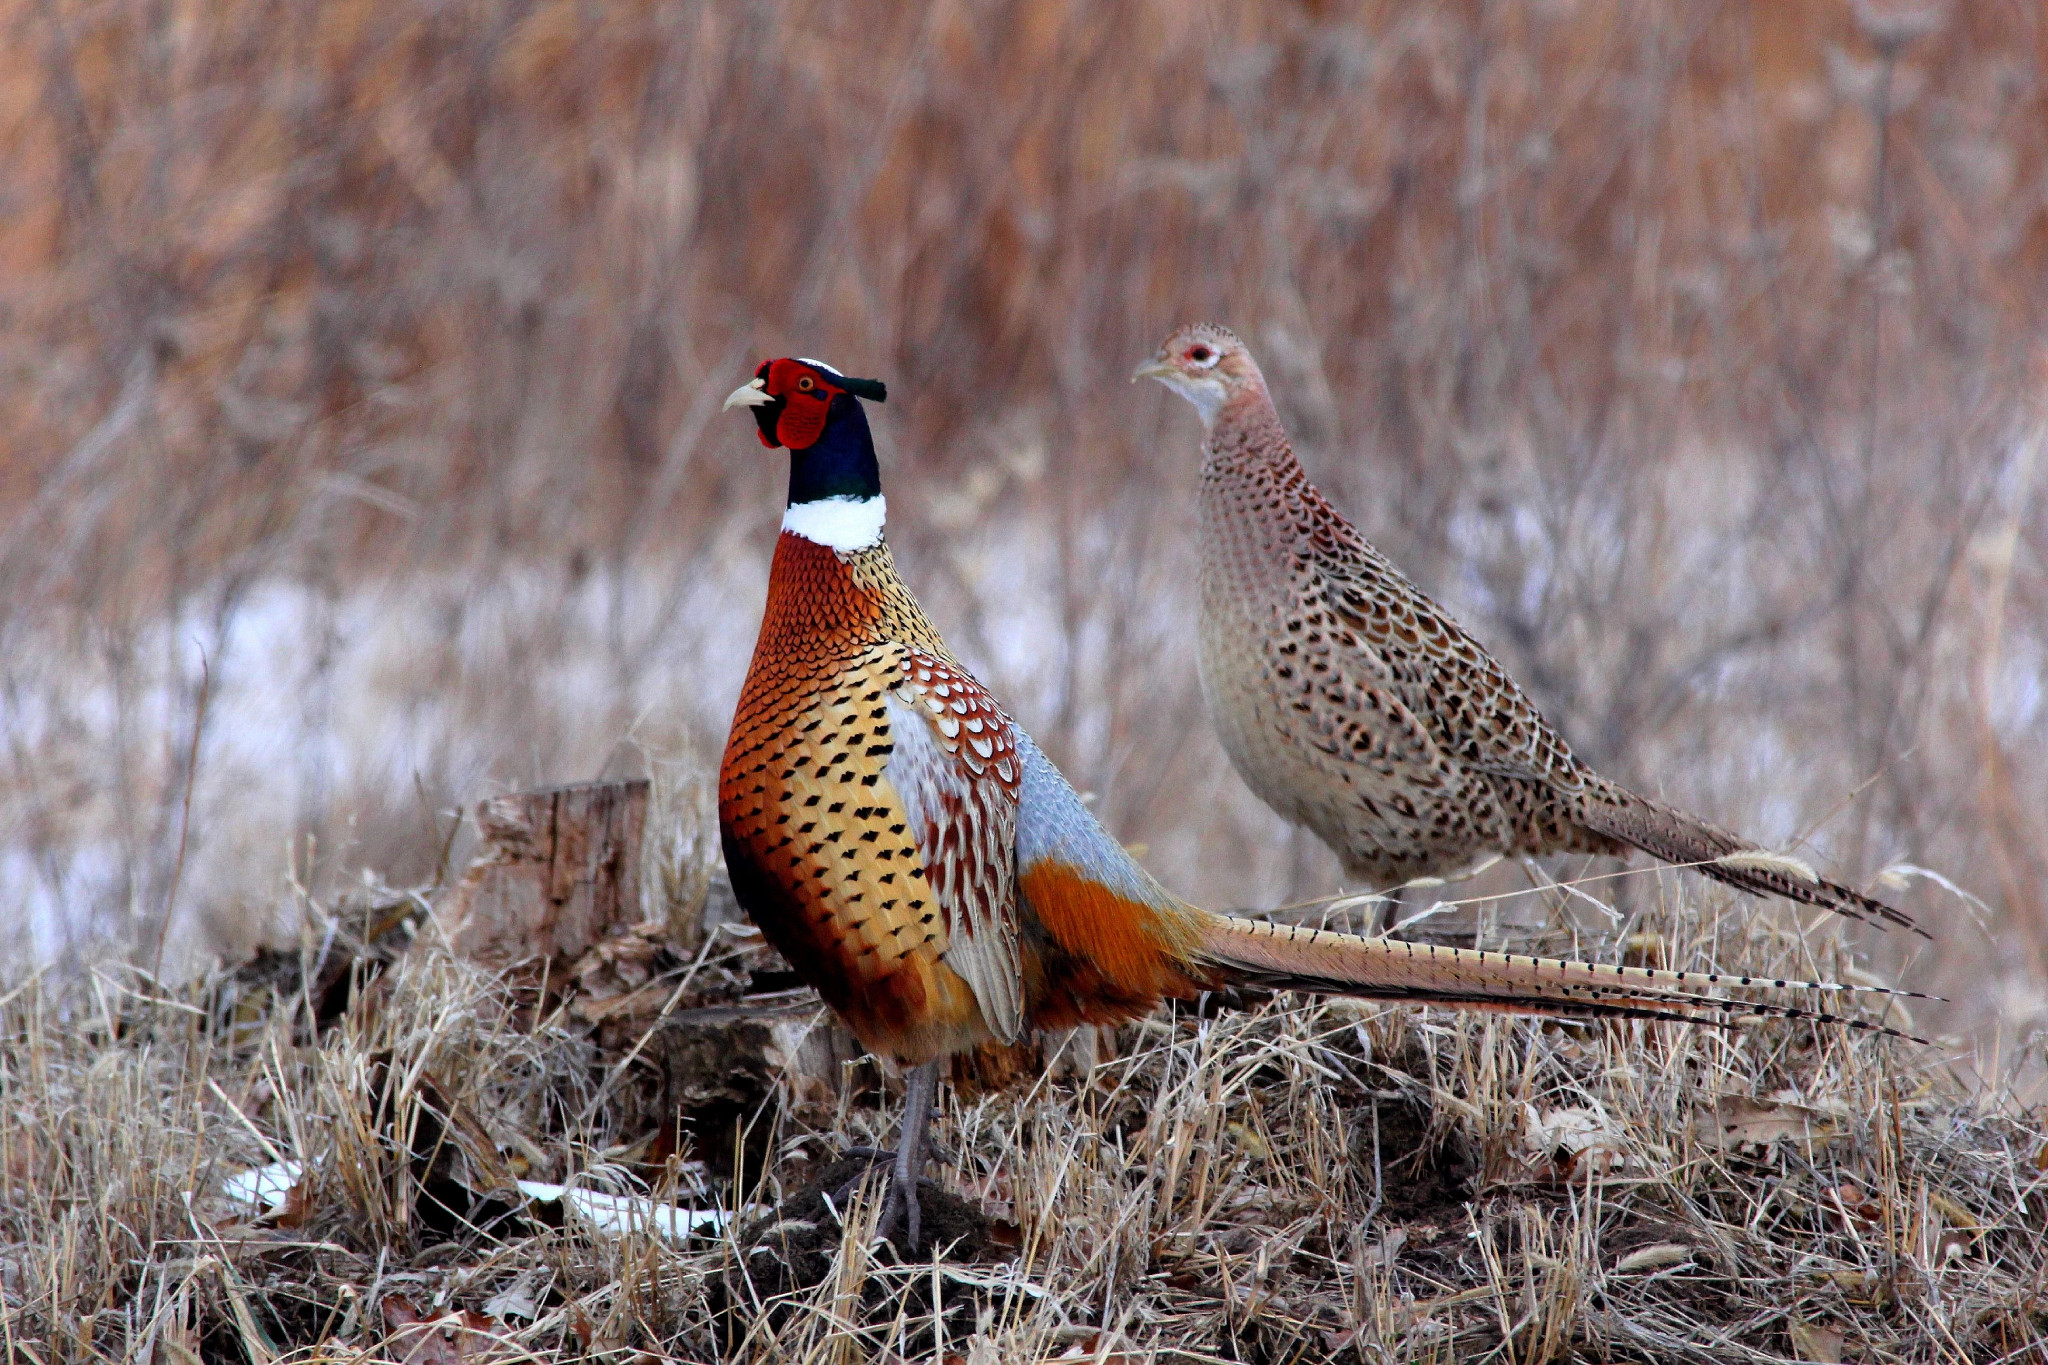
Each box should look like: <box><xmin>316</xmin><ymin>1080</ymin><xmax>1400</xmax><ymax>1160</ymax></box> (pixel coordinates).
<box><xmin>883</xmin><ymin>649</ymin><xmax>1026</xmax><ymax>1042</ymax></box>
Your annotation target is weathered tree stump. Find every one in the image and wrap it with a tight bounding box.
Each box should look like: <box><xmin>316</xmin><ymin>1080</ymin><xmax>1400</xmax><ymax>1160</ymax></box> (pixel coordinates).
<box><xmin>431</xmin><ymin>778</ymin><xmax>858</xmax><ymax>1145</ymax></box>
<box><xmin>439</xmin><ymin>780</ymin><xmax>650</xmax><ymax>966</ymax></box>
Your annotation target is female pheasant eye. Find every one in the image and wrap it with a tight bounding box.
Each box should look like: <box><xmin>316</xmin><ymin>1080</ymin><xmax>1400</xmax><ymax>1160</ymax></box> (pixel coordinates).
<box><xmin>1189</xmin><ymin>346</ymin><xmax>1216</xmax><ymax>367</ymax></box>
<box><xmin>798</xmin><ymin>375</ymin><xmax>815</xmax><ymax>391</ymax></box>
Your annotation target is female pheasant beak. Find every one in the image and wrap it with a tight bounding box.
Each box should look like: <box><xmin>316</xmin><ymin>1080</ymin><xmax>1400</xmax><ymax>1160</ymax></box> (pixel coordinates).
<box><xmin>1133</xmin><ymin>351</ymin><xmax>1228</xmax><ymax>428</ymax></box>
<box><xmin>1134</xmin><ymin>325</ymin><xmax>1249</xmax><ymax>429</ymax></box>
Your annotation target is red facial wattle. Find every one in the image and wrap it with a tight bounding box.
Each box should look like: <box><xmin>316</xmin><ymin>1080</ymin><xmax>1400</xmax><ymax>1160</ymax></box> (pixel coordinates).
<box><xmin>756</xmin><ymin>358</ymin><xmax>843</xmax><ymax>450</ymax></box>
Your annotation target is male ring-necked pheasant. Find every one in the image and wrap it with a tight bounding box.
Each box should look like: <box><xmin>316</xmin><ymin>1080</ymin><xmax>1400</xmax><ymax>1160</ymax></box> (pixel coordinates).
<box><xmin>1136</xmin><ymin>324</ymin><xmax>1919</xmax><ymax>935</ymax></box>
<box><xmin>720</xmin><ymin>356</ymin><xmax>1914</xmax><ymax>1251</ymax></box>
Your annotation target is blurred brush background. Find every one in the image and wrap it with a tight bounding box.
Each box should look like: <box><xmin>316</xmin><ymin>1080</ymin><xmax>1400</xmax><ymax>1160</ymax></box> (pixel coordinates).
<box><xmin>0</xmin><ymin>0</ymin><xmax>2039</xmax><ymax>1036</ymax></box>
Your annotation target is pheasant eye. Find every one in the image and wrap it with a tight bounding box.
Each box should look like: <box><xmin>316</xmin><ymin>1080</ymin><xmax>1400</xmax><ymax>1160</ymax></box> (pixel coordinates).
<box><xmin>1190</xmin><ymin>346</ymin><xmax>1215</xmax><ymax>366</ymax></box>
<box><xmin>797</xmin><ymin>375</ymin><xmax>815</xmax><ymax>391</ymax></box>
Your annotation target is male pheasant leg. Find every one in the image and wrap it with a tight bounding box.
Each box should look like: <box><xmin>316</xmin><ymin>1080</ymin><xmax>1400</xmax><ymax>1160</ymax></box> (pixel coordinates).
<box><xmin>877</xmin><ymin>1060</ymin><xmax>939</xmax><ymax>1252</ymax></box>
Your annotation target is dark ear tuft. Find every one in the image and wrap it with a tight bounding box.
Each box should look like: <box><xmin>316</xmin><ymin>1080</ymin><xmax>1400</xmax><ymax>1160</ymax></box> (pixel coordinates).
<box><xmin>841</xmin><ymin>376</ymin><xmax>887</xmax><ymax>403</ymax></box>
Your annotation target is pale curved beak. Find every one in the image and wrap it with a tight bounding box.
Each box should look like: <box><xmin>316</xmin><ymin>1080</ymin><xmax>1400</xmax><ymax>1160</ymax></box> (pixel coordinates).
<box><xmin>1131</xmin><ymin>356</ymin><xmax>1176</xmax><ymax>384</ymax></box>
<box><xmin>724</xmin><ymin>377</ymin><xmax>773</xmax><ymax>409</ymax></box>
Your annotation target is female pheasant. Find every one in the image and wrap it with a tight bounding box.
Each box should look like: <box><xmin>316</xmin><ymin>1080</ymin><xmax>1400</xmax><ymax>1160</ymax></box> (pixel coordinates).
<box><xmin>721</xmin><ymin>356</ymin><xmax>1913</xmax><ymax>1250</ymax></box>
<box><xmin>1136</xmin><ymin>324</ymin><xmax>1920</xmax><ymax>935</ymax></box>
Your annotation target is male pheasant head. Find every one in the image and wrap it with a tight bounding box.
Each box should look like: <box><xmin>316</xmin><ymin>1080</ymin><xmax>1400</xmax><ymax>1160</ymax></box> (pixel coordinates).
<box><xmin>1132</xmin><ymin>324</ymin><xmax>1267</xmax><ymax>429</ymax></box>
<box><xmin>725</xmin><ymin>357</ymin><xmax>891</xmax><ymax>550</ymax></box>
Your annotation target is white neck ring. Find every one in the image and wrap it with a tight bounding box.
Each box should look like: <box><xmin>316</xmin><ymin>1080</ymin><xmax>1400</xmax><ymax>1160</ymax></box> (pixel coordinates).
<box><xmin>782</xmin><ymin>495</ymin><xmax>886</xmax><ymax>551</ymax></box>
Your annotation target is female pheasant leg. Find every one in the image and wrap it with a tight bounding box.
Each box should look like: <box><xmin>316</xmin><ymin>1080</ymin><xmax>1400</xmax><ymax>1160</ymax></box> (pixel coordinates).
<box><xmin>878</xmin><ymin>1060</ymin><xmax>939</xmax><ymax>1252</ymax></box>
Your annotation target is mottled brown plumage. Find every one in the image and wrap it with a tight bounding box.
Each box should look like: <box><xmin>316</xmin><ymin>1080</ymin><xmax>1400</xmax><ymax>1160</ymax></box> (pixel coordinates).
<box><xmin>1138</xmin><ymin>324</ymin><xmax>1919</xmax><ymax>934</ymax></box>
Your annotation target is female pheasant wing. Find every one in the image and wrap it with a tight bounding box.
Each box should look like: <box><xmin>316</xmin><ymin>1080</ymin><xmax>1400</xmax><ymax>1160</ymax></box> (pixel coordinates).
<box><xmin>882</xmin><ymin>649</ymin><xmax>1026</xmax><ymax>1042</ymax></box>
<box><xmin>1316</xmin><ymin>538</ymin><xmax>1587</xmax><ymax>792</ymax></box>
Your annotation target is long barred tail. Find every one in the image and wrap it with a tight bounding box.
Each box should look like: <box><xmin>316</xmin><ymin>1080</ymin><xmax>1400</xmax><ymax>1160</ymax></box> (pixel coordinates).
<box><xmin>1574</xmin><ymin>784</ymin><xmax>1925</xmax><ymax>938</ymax></box>
<box><xmin>1195</xmin><ymin>913</ymin><xmax>1933</xmax><ymax>1041</ymax></box>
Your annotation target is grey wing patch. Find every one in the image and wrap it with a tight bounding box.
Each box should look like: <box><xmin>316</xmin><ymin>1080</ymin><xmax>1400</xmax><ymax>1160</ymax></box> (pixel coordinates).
<box><xmin>883</xmin><ymin>687</ymin><xmax>1024</xmax><ymax>1043</ymax></box>
<box><xmin>1013</xmin><ymin>730</ymin><xmax>1176</xmax><ymax>909</ymax></box>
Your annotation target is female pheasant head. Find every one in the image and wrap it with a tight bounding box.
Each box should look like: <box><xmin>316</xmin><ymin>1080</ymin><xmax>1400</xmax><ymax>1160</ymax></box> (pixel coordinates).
<box><xmin>725</xmin><ymin>357</ymin><xmax>891</xmax><ymax>550</ymax></box>
<box><xmin>1132</xmin><ymin>324</ymin><xmax>1268</xmax><ymax>429</ymax></box>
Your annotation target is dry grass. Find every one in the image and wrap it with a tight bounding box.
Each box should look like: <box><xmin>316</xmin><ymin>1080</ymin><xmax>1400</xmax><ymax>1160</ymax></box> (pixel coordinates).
<box><xmin>4</xmin><ymin>859</ymin><xmax>2045</xmax><ymax>1363</ymax></box>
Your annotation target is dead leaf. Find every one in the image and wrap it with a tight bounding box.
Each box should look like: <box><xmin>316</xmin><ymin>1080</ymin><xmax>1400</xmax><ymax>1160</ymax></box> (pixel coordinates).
<box><xmin>1621</xmin><ymin>932</ymin><xmax>1667</xmax><ymax>968</ymax></box>
<box><xmin>1526</xmin><ymin>1104</ymin><xmax>1622</xmax><ymax>1145</ymax></box>
<box><xmin>265</xmin><ymin>1176</ymin><xmax>311</xmax><ymax>1230</ymax></box>
<box><xmin>482</xmin><ymin>1272</ymin><xmax>543</xmax><ymax>1323</ymax></box>
<box><xmin>1042</xmin><ymin>1332</ymin><xmax>1140</xmax><ymax>1363</ymax></box>
<box><xmin>1521</xmin><ymin>1103</ymin><xmax>1631</xmax><ymax>1179</ymax></box>
<box><xmin>1697</xmin><ymin>1097</ymin><xmax>1840</xmax><ymax>1151</ymax></box>
<box><xmin>1225</xmin><ymin>1121</ymin><xmax>1271</xmax><ymax>1161</ymax></box>
<box><xmin>382</xmin><ymin>1295</ymin><xmax>515</xmax><ymax>1364</ymax></box>
<box><xmin>1827</xmin><ymin>1181</ymin><xmax>1882</xmax><ymax>1226</ymax></box>
<box><xmin>220</xmin><ymin>1160</ymin><xmax>305</xmax><ymax>1218</ymax></box>
<box><xmin>144</xmin><ymin>1291</ymin><xmax>205</xmax><ymax>1365</ymax></box>
<box><xmin>1818</xmin><ymin>1268</ymin><xmax>1882</xmax><ymax>1304</ymax></box>
<box><xmin>570</xmin><ymin>980</ymin><xmax>676</xmax><ymax>1026</ymax></box>
<box><xmin>1927</xmin><ymin>1190</ymin><xmax>1982</xmax><ymax>1234</ymax></box>
<box><xmin>1787</xmin><ymin>1313</ymin><xmax>1846</xmax><ymax>1363</ymax></box>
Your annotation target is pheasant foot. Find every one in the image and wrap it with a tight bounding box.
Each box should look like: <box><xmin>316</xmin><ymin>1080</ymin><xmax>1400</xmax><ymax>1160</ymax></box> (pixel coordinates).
<box><xmin>831</xmin><ymin>1061</ymin><xmax>941</xmax><ymax>1253</ymax></box>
